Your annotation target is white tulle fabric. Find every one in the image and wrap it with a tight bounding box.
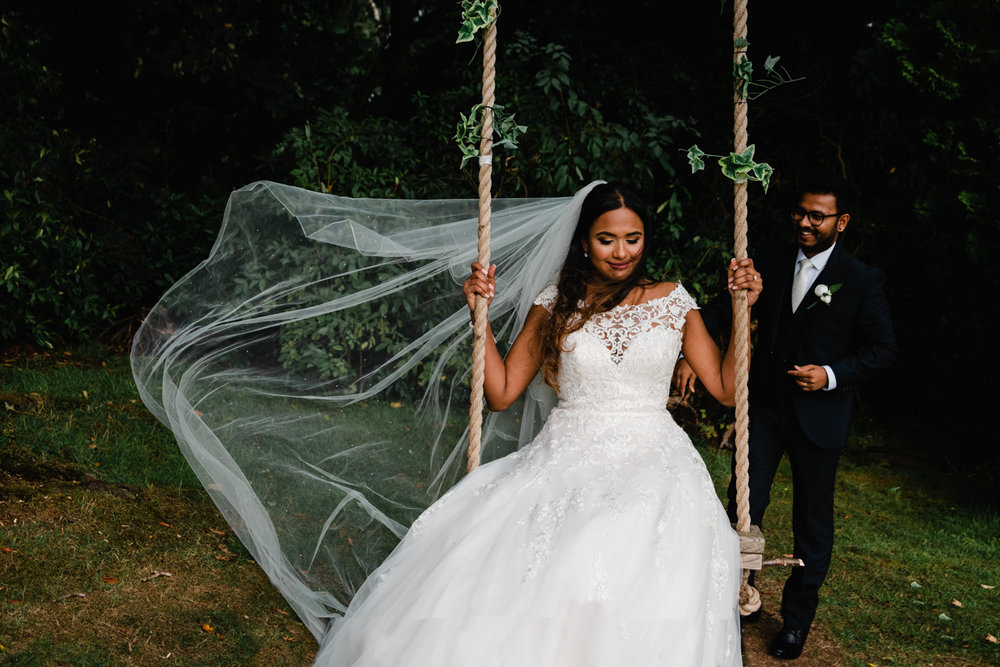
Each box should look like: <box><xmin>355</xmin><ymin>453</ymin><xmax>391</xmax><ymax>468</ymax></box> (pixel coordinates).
<box><xmin>315</xmin><ymin>284</ymin><xmax>742</xmax><ymax>666</ymax></box>
<box><xmin>132</xmin><ymin>181</ymin><xmax>602</xmax><ymax>641</ymax></box>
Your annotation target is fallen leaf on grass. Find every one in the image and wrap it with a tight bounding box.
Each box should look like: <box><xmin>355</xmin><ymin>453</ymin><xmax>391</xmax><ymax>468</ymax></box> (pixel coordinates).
<box><xmin>101</xmin><ymin>576</ymin><xmax>119</xmax><ymax>584</ymax></box>
<box><xmin>282</xmin><ymin>636</ymin><xmax>298</xmax><ymax>642</ymax></box>
<box><xmin>910</xmin><ymin>581</ymin><xmax>922</xmax><ymax>589</ymax></box>
<box><xmin>215</xmin><ymin>543</ymin><xmax>238</xmax><ymax>561</ymax></box>
<box><xmin>141</xmin><ymin>571</ymin><xmax>172</xmax><ymax>582</ymax></box>
<box><xmin>951</xmin><ymin>599</ymin><xmax>963</xmax><ymax>608</ymax></box>
<box><xmin>54</xmin><ymin>592</ymin><xmax>86</xmax><ymax>602</ymax></box>
<box><xmin>986</xmin><ymin>634</ymin><xmax>997</xmax><ymax>644</ymax></box>
<box><xmin>157</xmin><ymin>521</ymin><xmax>173</xmax><ymax>528</ymax></box>
<box><xmin>207</xmin><ymin>527</ymin><xmax>227</xmax><ymax>536</ymax></box>
<box><xmin>981</xmin><ymin>584</ymin><xmax>996</xmax><ymax>589</ymax></box>
<box><xmin>938</xmin><ymin>613</ymin><xmax>952</xmax><ymax>622</ymax></box>
<box><xmin>202</xmin><ymin>623</ymin><xmax>214</xmax><ymax>633</ymax></box>
<box><xmin>1</xmin><ymin>547</ymin><xmax>13</xmax><ymax>553</ymax></box>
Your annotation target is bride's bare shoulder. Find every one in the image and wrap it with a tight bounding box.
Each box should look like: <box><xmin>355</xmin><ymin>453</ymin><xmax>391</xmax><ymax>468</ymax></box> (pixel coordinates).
<box><xmin>640</xmin><ymin>280</ymin><xmax>679</xmax><ymax>301</ymax></box>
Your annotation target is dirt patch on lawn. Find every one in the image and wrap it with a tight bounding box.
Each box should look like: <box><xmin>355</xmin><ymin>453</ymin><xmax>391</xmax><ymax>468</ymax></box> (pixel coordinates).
<box><xmin>741</xmin><ymin>576</ymin><xmax>846</xmax><ymax>666</ymax></box>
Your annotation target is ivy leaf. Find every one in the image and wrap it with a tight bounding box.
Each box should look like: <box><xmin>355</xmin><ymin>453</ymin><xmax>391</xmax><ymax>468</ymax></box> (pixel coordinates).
<box><xmin>751</xmin><ymin>161</ymin><xmax>774</xmax><ymax>192</ymax></box>
<box><xmin>733</xmin><ymin>56</ymin><xmax>753</xmax><ymax>99</ymax></box>
<box><xmin>686</xmin><ymin>145</ymin><xmax>706</xmax><ymax>173</ymax></box>
<box><xmin>456</xmin><ymin>0</ymin><xmax>499</xmax><ymax>43</ymax></box>
<box><xmin>718</xmin><ymin>145</ymin><xmax>757</xmax><ymax>182</ymax></box>
<box><xmin>734</xmin><ymin>36</ymin><xmax>750</xmax><ymax>49</ymax></box>
<box><xmin>764</xmin><ymin>55</ymin><xmax>781</xmax><ymax>73</ymax></box>
<box><xmin>456</xmin><ymin>24</ymin><xmax>476</xmax><ymax>44</ymax></box>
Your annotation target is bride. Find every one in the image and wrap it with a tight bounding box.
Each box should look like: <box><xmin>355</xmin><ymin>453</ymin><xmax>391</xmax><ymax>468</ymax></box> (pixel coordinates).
<box><xmin>313</xmin><ymin>182</ymin><xmax>761</xmax><ymax>666</ymax></box>
<box><xmin>133</xmin><ymin>179</ymin><xmax>760</xmax><ymax>665</ymax></box>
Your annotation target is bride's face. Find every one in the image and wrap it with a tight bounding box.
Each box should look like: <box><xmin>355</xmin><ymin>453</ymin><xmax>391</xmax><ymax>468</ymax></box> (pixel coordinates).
<box><xmin>582</xmin><ymin>207</ymin><xmax>645</xmax><ymax>282</ymax></box>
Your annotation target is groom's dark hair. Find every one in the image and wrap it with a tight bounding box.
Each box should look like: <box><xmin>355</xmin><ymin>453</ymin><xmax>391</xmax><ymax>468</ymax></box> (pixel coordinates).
<box><xmin>793</xmin><ymin>175</ymin><xmax>858</xmax><ymax>220</ymax></box>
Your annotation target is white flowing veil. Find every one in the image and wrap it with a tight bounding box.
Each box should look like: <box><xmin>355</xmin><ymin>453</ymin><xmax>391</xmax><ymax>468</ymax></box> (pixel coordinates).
<box><xmin>131</xmin><ymin>180</ymin><xmax>602</xmax><ymax>640</ymax></box>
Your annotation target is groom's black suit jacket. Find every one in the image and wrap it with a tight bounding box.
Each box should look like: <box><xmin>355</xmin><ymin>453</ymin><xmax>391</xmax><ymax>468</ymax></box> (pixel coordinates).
<box><xmin>704</xmin><ymin>243</ymin><xmax>897</xmax><ymax>448</ymax></box>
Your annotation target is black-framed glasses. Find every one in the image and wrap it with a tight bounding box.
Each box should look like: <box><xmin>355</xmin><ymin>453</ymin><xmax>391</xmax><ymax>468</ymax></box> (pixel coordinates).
<box><xmin>790</xmin><ymin>208</ymin><xmax>840</xmax><ymax>224</ymax></box>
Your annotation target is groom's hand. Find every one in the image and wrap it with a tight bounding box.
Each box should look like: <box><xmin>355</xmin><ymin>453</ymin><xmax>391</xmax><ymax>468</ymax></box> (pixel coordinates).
<box><xmin>674</xmin><ymin>358</ymin><xmax>698</xmax><ymax>398</ymax></box>
<box><xmin>788</xmin><ymin>364</ymin><xmax>828</xmax><ymax>392</ymax></box>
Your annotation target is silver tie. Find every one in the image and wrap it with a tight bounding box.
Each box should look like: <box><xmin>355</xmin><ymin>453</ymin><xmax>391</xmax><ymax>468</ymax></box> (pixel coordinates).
<box><xmin>790</xmin><ymin>257</ymin><xmax>814</xmax><ymax>312</ymax></box>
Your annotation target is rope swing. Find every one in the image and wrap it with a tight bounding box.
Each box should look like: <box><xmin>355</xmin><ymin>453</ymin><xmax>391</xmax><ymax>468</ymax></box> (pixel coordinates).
<box><xmin>466</xmin><ymin>6</ymin><xmax>498</xmax><ymax>472</ymax></box>
<box><xmin>731</xmin><ymin>0</ymin><xmax>765</xmax><ymax>616</ymax></box>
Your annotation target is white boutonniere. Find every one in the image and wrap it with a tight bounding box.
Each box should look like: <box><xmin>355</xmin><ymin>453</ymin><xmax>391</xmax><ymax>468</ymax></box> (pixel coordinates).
<box><xmin>808</xmin><ymin>282</ymin><xmax>843</xmax><ymax>308</ymax></box>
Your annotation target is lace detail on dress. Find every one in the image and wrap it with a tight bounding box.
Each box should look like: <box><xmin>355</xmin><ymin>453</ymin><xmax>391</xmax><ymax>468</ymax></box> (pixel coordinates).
<box><xmin>585</xmin><ymin>285</ymin><xmax>697</xmax><ymax>365</ymax></box>
<box><xmin>533</xmin><ymin>284</ymin><xmax>558</xmax><ymax>312</ymax></box>
<box><xmin>549</xmin><ymin>283</ymin><xmax>697</xmax><ymax>413</ymax></box>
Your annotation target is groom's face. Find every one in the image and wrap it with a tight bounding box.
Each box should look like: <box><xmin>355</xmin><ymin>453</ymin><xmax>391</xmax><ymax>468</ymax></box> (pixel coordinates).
<box><xmin>793</xmin><ymin>192</ymin><xmax>849</xmax><ymax>257</ymax></box>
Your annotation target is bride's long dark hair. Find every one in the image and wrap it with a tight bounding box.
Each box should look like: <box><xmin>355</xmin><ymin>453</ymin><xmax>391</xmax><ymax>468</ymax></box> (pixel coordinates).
<box><xmin>540</xmin><ymin>181</ymin><xmax>656</xmax><ymax>392</ymax></box>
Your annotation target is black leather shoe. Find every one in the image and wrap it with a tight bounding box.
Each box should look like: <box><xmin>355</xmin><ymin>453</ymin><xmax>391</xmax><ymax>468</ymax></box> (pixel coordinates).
<box><xmin>768</xmin><ymin>625</ymin><xmax>809</xmax><ymax>660</ymax></box>
<box><xmin>739</xmin><ymin>608</ymin><xmax>761</xmax><ymax>625</ymax></box>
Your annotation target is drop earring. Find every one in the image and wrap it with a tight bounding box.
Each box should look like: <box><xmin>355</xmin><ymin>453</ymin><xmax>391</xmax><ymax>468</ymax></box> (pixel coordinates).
<box><xmin>583</xmin><ymin>249</ymin><xmax>589</xmax><ymax>258</ymax></box>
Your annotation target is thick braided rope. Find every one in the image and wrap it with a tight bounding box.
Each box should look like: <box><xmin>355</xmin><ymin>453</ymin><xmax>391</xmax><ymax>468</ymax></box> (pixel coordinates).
<box><xmin>467</xmin><ymin>14</ymin><xmax>497</xmax><ymax>472</ymax></box>
<box><xmin>732</xmin><ymin>0</ymin><xmax>761</xmax><ymax>616</ymax></box>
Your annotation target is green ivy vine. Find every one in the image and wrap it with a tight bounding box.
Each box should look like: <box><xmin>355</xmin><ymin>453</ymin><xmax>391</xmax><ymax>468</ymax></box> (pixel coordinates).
<box><xmin>686</xmin><ymin>144</ymin><xmax>774</xmax><ymax>193</ymax></box>
<box><xmin>454</xmin><ymin>103</ymin><xmax>527</xmax><ymax>167</ymax></box>
<box><xmin>686</xmin><ymin>37</ymin><xmax>799</xmax><ymax>191</ymax></box>
<box><xmin>454</xmin><ymin>1</ymin><xmax>527</xmax><ymax>168</ymax></box>
<box><xmin>732</xmin><ymin>38</ymin><xmax>803</xmax><ymax>101</ymax></box>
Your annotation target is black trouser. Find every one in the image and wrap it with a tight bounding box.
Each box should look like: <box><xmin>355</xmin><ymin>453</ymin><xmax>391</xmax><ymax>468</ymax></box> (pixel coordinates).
<box><xmin>727</xmin><ymin>404</ymin><xmax>842</xmax><ymax>630</ymax></box>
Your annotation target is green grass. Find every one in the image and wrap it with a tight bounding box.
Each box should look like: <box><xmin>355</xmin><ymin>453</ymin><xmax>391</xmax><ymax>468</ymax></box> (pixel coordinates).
<box><xmin>698</xmin><ymin>439</ymin><xmax>1000</xmax><ymax>667</ymax></box>
<box><xmin>1</xmin><ymin>346</ymin><xmax>196</xmax><ymax>489</ymax></box>
<box><xmin>2</xmin><ymin>345</ymin><xmax>999</xmax><ymax>666</ymax></box>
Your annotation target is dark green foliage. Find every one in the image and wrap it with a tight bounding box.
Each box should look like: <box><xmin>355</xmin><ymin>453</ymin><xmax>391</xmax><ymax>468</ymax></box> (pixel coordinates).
<box><xmin>274</xmin><ymin>105</ymin><xmax>468</xmax><ymax>199</ymax></box>
<box><xmin>838</xmin><ymin>1</ymin><xmax>1000</xmax><ymax>451</ymax></box>
<box><xmin>1</xmin><ymin>18</ymin><xmax>109</xmax><ymax>346</ymax></box>
<box><xmin>225</xmin><ymin>233</ymin><xmax>466</xmax><ymax>398</ymax></box>
<box><xmin>0</xmin><ymin>0</ymin><xmax>386</xmax><ymax>348</ymax></box>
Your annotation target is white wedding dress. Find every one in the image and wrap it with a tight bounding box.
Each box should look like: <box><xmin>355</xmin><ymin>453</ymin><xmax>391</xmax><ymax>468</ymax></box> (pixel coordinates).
<box><xmin>314</xmin><ymin>284</ymin><xmax>742</xmax><ymax>666</ymax></box>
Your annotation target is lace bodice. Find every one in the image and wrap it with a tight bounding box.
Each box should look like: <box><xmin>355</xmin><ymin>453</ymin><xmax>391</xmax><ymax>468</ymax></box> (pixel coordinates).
<box><xmin>533</xmin><ymin>284</ymin><xmax>697</xmax><ymax>413</ymax></box>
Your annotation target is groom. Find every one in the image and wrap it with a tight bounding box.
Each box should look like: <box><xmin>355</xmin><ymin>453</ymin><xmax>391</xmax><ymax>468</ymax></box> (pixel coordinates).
<box><xmin>677</xmin><ymin>177</ymin><xmax>897</xmax><ymax>659</ymax></box>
